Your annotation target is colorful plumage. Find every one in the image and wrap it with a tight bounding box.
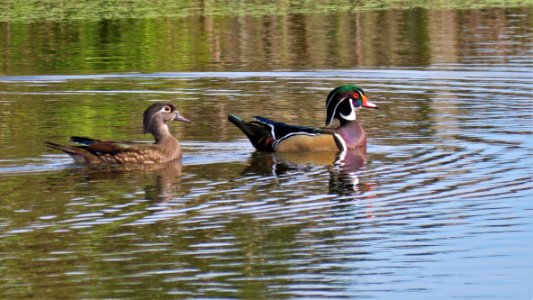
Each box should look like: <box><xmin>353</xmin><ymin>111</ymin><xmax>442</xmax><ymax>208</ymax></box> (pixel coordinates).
<box><xmin>228</xmin><ymin>85</ymin><xmax>378</xmax><ymax>152</ymax></box>
<box><xmin>45</xmin><ymin>102</ymin><xmax>189</xmax><ymax>164</ymax></box>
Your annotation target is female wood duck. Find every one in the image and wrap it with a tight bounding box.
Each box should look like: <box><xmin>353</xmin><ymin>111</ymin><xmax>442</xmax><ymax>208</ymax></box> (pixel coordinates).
<box><xmin>45</xmin><ymin>102</ymin><xmax>190</xmax><ymax>164</ymax></box>
<box><xmin>228</xmin><ymin>85</ymin><xmax>378</xmax><ymax>152</ymax></box>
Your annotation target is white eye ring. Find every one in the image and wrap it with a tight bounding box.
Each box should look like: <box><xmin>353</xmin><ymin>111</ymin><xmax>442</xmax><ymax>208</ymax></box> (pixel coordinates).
<box><xmin>162</xmin><ymin>106</ymin><xmax>171</xmax><ymax>112</ymax></box>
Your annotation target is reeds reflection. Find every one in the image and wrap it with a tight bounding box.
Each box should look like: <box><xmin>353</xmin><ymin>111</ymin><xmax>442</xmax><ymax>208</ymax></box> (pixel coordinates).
<box><xmin>1</xmin><ymin>8</ymin><xmax>529</xmax><ymax>75</ymax></box>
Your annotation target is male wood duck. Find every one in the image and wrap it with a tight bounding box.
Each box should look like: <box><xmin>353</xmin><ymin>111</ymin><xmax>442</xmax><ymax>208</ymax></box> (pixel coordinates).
<box><xmin>228</xmin><ymin>85</ymin><xmax>378</xmax><ymax>152</ymax></box>
<box><xmin>45</xmin><ymin>102</ymin><xmax>190</xmax><ymax>164</ymax></box>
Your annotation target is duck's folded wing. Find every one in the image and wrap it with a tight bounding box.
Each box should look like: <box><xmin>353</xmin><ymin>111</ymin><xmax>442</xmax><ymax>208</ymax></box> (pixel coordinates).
<box><xmin>253</xmin><ymin>116</ymin><xmax>331</xmax><ymax>139</ymax></box>
<box><xmin>70</xmin><ymin>136</ymin><xmax>100</xmax><ymax>145</ymax></box>
<box><xmin>253</xmin><ymin>116</ymin><xmax>342</xmax><ymax>152</ymax></box>
<box><xmin>71</xmin><ymin>136</ymin><xmax>134</xmax><ymax>156</ymax></box>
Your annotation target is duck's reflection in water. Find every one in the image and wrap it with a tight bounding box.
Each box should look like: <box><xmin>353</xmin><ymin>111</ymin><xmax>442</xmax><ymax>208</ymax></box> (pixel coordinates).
<box><xmin>73</xmin><ymin>160</ymin><xmax>183</xmax><ymax>203</ymax></box>
<box><xmin>243</xmin><ymin>148</ymin><xmax>372</xmax><ymax>197</ymax></box>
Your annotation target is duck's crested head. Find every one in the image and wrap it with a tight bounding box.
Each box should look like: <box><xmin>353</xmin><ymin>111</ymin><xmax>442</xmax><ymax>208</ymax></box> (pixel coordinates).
<box><xmin>143</xmin><ymin>102</ymin><xmax>190</xmax><ymax>134</ymax></box>
<box><xmin>325</xmin><ymin>85</ymin><xmax>378</xmax><ymax>126</ymax></box>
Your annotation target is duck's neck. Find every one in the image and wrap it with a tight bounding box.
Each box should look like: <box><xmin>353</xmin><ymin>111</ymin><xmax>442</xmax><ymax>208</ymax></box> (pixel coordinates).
<box><xmin>336</xmin><ymin>120</ymin><xmax>367</xmax><ymax>150</ymax></box>
<box><xmin>151</xmin><ymin>123</ymin><xmax>174</xmax><ymax>144</ymax></box>
<box><xmin>151</xmin><ymin>123</ymin><xmax>182</xmax><ymax>160</ymax></box>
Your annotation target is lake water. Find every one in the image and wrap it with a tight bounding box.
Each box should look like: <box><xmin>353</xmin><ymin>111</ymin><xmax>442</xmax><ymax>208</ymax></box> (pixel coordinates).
<box><xmin>0</xmin><ymin>7</ymin><xmax>532</xmax><ymax>300</ymax></box>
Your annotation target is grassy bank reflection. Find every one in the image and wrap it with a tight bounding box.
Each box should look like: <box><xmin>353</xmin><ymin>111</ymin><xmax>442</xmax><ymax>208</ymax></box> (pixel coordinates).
<box><xmin>1</xmin><ymin>8</ymin><xmax>530</xmax><ymax>74</ymax></box>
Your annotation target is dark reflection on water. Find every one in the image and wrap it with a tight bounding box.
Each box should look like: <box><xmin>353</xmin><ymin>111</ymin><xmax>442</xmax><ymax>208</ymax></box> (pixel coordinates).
<box><xmin>244</xmin><ymin>150</ymin><xmax>369</xmax><ymax>197</ymax></box>
<box><xmin>78</xmin><ymin>161</ymin><xmax>183</xmax><ymax>203</ymax></box>
<box><xmin>0</xmin><ymin>6</ymin><xmax>532</xmax><ymax>300</ymax></box>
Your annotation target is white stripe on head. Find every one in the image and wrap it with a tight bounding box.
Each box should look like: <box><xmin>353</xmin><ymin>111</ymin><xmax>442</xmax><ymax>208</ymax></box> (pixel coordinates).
<box><xmin>326</xmin><ymin>89</ymin><xmax>338</xmax><ymax>109</ymax></box>
<box><xmin>339</xmin><ymin>98</ymin><xmax>356</xmax><ymax>121</ymax></box>
<box><xmin>327</xmin><ymin>96</ymin><xmax>351</xmax><ymax>126</ymax></box>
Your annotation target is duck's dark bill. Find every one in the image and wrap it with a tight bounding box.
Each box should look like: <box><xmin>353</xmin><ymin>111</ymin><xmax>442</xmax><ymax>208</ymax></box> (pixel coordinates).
<box><xmin>174</xmin><ymin>113</ymin><xmax>191</xmax><ymax>123</ymax></box>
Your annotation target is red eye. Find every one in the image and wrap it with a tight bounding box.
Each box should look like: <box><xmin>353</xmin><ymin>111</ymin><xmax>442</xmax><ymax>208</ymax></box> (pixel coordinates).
<box><xmin>352</xmin><ymin>92</ymin><xmax>360</xmax><ymax>99</ymax></box>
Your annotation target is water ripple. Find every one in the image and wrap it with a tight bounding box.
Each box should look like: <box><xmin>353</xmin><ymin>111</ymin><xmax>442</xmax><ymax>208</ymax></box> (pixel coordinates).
<box><xmin>1</xmin><ymin>66</ymin><xmax>531</xmax><ymax>299</ymax></box>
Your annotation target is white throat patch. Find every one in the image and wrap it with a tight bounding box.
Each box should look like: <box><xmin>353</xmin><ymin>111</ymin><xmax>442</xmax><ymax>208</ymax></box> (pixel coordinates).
<box><xmin>340</xmin><ymin>110</ymin><xmax>356</xmax><ymax>121</ymax></box>
<box><xmin>327</xmin><ymin>96</ymin><xmax>351</xmax><ymax>126</ymax></box>
<box><xmin>339</xmin><ymin>98</ymin><xmax>356</xmax><ymax>122</ymax></box>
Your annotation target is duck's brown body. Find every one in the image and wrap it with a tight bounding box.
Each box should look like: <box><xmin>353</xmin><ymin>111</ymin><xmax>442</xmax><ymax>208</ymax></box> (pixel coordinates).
<box><xmin>45</xmin><ymin>137</ymin><xmax>182</xmax><ymax>164</ymax></box>
<box><xmin>228</xmin><ymin>85</ymin><xmax>377</xmax><ymax>153</ymax></box>
<box><xmin>45</xmin><ymin>103</ymin><xmax>189</xmax><ymax>164</ymax></box>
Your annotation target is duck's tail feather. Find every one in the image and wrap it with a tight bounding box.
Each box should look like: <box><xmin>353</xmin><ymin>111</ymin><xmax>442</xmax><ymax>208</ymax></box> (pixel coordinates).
<box><xmin>45</xmin><ymin>141</ymin><xmax>99</xmax><ymax>164</ymax></box>
<box><xmin>45</xmin><ymin>141</ymin><xmax>79</xmax><ymax>154</ymax></box>
<box><xmin>228</xmin><ymin>114</ymin><xmax>275</xmax><ymax>151</ymax></box>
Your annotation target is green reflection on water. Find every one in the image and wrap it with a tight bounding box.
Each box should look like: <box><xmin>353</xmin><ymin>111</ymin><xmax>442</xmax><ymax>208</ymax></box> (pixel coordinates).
<box><xmin>1</xmin><ymin>0</ymin><xmax>530</xmax><ymax>23</ymax></box>
<box><xmin>1</xmin><ymin>7</ymin><xmax>530</xmax><ymax>75</ymax></box>
<box><xmin>0</xmin><ymin>160</ymin><xmax>346</xmax><ymax>299</ymax></box>
<box><xmin>0</xmin><ymin>6</ymin><xmax>531</xmax><ymax>298</ymax></box>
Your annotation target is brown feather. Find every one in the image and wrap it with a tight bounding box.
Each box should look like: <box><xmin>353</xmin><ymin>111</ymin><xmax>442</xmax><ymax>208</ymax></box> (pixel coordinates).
<box><xmin>45</xmin><ymin>102</ymin><xmax>187</xmax><ymax>164</ymax></box>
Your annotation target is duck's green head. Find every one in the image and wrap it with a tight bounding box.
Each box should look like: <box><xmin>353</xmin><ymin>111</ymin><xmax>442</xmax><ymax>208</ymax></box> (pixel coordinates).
<box><xmin>325</xmin><ymin>85</ymin><xmax>378</xmax><ymax>126</ymax></box>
